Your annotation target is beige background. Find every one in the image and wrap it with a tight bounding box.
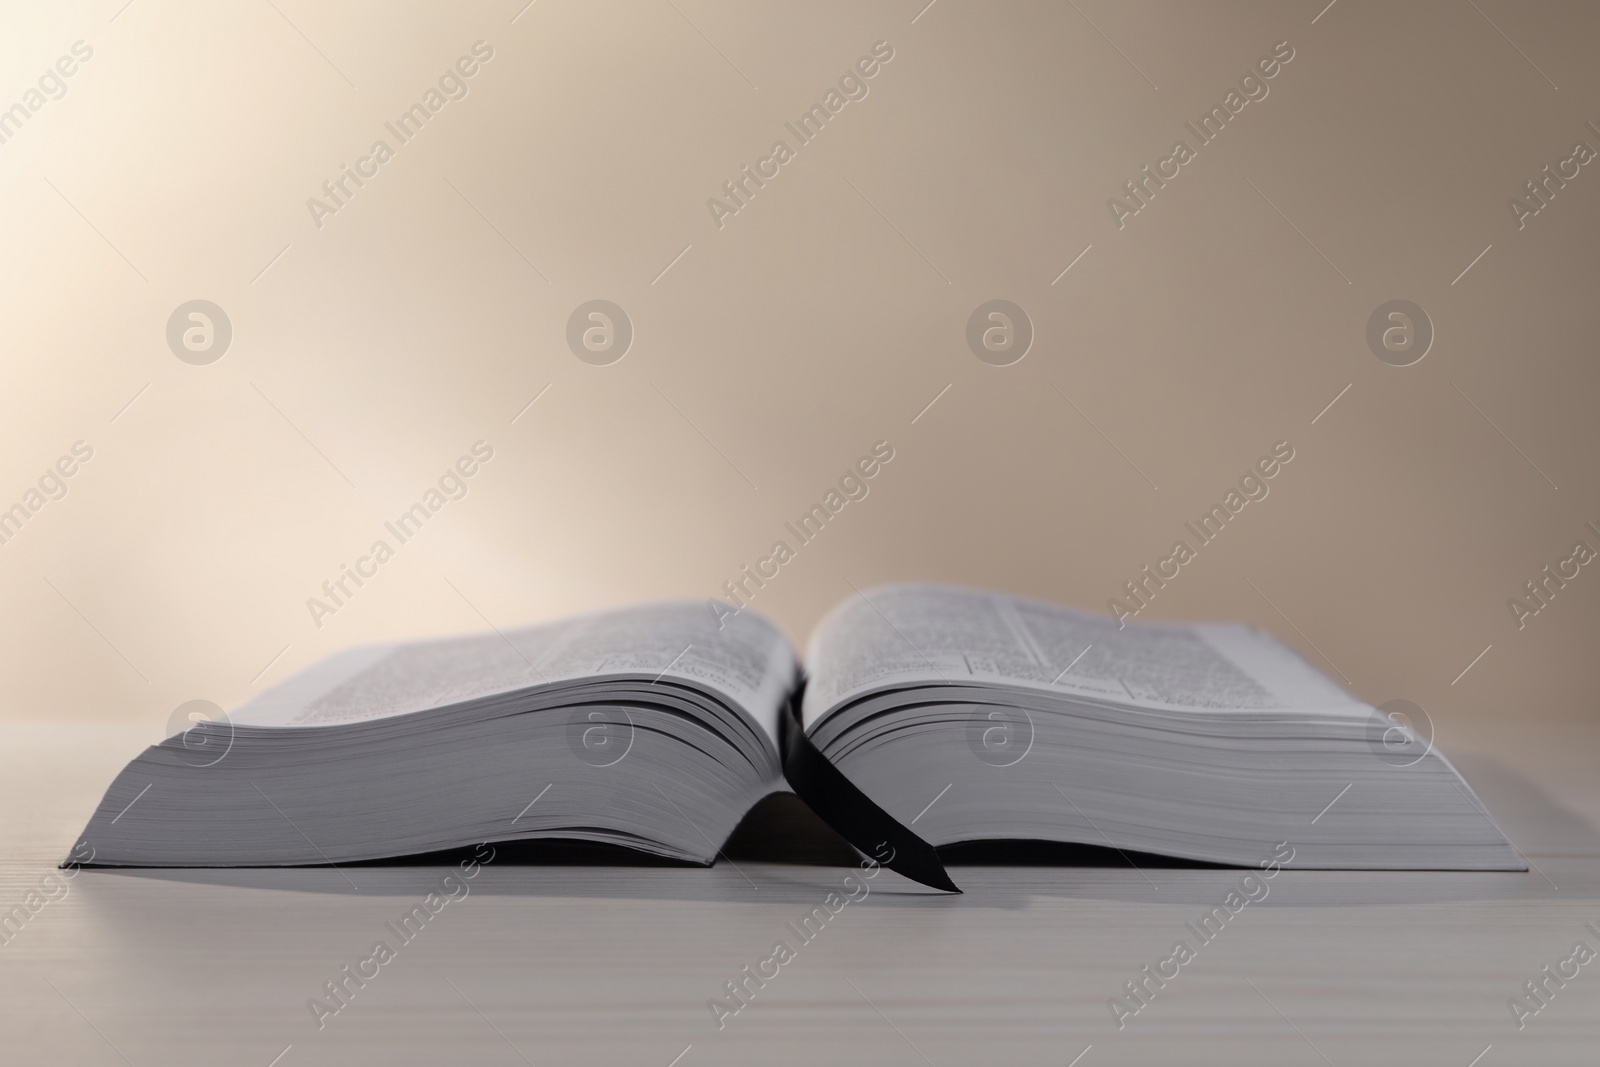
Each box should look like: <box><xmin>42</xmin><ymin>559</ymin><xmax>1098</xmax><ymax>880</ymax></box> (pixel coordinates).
<box><xmin>4</xmin><ymin>6</ymin><xmax>1600</xmax><ymax>1065</ymax></box>
<box><xmin>1</xmin><ymin>0</ymin><xmax>1596</xmax><ymax>745</ymax></box>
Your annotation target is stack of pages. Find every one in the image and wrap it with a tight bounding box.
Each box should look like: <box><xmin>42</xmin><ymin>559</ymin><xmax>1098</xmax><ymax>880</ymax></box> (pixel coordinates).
<box><xmin>75</xmin><ymin>584</ymin><xmax>1522</xmax><ymax>872</ymax></box>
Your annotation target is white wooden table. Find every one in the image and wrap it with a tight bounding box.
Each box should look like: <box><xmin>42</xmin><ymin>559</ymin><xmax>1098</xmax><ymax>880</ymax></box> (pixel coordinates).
<box><xmin>2</xmin><ymin>716</ymin><xmax>1597</xmax><ymax>1066</ymax></box>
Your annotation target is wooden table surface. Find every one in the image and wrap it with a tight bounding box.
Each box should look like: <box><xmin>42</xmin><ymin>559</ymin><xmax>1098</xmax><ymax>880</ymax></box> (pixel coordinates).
<box><xmin>2</xmin><ymin>715</ymin><xmax>1597</xmax><ymax>1066</ymax></box>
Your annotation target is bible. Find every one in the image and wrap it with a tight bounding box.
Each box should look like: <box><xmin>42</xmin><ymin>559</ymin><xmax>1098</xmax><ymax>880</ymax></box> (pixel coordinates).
<box><xmin>73</xmin><ymin>584</ymin><xmax>1523</xmax><ymax>888</ymax></box>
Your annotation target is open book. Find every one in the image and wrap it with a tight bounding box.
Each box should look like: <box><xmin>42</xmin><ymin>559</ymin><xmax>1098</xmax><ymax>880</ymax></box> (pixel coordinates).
<box><xmin>74</xmin><ymin>584</ymin><xmax>1523</xmax><ymax>886</ymax></box>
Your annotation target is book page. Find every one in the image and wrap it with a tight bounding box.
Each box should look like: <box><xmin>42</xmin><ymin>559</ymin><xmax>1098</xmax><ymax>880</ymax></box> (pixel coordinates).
<box><xmin>231</xmin><ymin>602</ymin><xmax>796</xmax><ymax>745</ymax></box>
<box><xmin>802</xmin><ymin>583</ymin><xmax>1366</xmax><ymax>727</ymax></box>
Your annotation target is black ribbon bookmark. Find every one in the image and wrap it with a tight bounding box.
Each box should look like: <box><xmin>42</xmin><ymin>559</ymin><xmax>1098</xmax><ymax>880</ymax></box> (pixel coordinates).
<box><xmin>781</xmin><ymin>690</ymin><xmax>961</xmax><ymax>894</ymax></box>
